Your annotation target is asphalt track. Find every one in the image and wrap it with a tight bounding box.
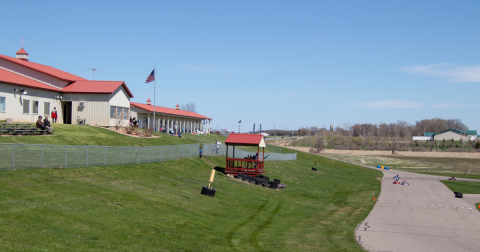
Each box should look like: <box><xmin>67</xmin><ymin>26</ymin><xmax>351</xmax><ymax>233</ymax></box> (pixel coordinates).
<box><xmin>355</xmin><ymin>168</ymin><xmax>480</xmax><ymax>252</ymax></box>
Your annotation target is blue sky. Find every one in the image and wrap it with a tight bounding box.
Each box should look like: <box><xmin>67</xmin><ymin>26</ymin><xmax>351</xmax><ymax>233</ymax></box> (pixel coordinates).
<box><xmin>1</xmin><ymin>0</ymin><xmax>479</xmax><ymax>132</ymax></box>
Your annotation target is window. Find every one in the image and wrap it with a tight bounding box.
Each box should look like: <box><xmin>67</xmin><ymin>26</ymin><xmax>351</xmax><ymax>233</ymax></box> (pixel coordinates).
<box><xmin>23</xmin><ymin>99</ymin><xmax>30</xmax><ymax>114</ymax></box>
<box><xmin>44</xmin><ymin>102</ymin><xmax>50</xmax><ymax>116</ymax></box>
<box><xmin>0</xmin><ymin>97</ymin><xmax>5</xmax><ymax>112</ymax></box>
<box><xmin>117</xmin><ymin>107</ymin><xmax>122</xmax><ymax>118</ymax></box>
<box><xmin>110</xmin><ymin>106</ymin><xmax>116</xmax><ymax>118</ymax></box>
<box><xmin>33</xmin><ymin>101</ymin><xmax>39</xmax><ymax>114</ymax></box>
<box><xmin>123</xmin><ymin>108</ymin><xmax>129</xmax><ymax>119</ymax></box>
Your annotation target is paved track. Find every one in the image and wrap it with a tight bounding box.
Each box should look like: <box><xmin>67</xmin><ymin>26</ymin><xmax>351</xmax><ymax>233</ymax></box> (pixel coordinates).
<box><xmin>356</xmin><ymin>169</ymin><xmax>480</xmax><ymax>252</ymax></box>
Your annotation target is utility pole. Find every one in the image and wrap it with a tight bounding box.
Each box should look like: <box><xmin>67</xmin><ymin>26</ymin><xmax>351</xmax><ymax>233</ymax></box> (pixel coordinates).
<box><xmin>274</xmin><ymin>124</ymin><xmax>276</xmax><ymax>145</ymax></box>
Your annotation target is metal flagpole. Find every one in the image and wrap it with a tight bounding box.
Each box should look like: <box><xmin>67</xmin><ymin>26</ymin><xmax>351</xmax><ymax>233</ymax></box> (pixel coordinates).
<box><xmin>153</xmin><ymin>65</ymin><xmax>156</xmax><ymax>131</ymax></box>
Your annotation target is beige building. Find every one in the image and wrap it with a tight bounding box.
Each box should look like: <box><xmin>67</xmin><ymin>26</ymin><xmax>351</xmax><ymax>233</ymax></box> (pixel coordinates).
<box><xmin>432</xmin><ymin>129</ymin><xmax>478</xmax><ymax>141</ymax></box>
<box><xmin>0</xmin><ymin>47</ymin><xmax>134</xmax><ymax>126</ymax></box>
<box><xmin>130</xmin><ymin>100</ymin><xmax>211</xmax><ymax>133</ymax></box>
<box><xmin>0</xmin><ymin>47</ymin><xmax>212</xmax><ymax>129</ymax></box>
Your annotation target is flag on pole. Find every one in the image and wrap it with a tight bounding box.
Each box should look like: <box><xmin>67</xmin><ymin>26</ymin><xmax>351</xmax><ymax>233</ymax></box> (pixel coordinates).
<box><xmin>145</xmin><ymin>70</ymin><xmax>155</xmax><ymax>83</ymax></box>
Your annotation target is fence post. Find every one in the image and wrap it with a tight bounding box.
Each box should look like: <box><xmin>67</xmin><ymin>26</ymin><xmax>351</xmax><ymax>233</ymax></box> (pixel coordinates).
<box><xmin>137</xmin><ymin>147</ymin><xmax>139</xmax><ymax>164</ymax></box>
<box><xmin>12</xmin><ymin>143</ymin><xmax>15</xmax><ymax>170</ymax></box>
<box><xmin>160</xmin><ymin>146</ymin><xmax>162</xmax><ymax>161</ymax></box>
<box><xmin>171</xmin><ymin>145</ymin><xmax>172</xmax><ymax>160</ymax></box>
<box><xmin>41</xmin><ymin>145</ymin><xmax>44</xmax><ymax>168</ymax></box>
<box><xmin>122</xmin><ymin>146</ymin><xmax>125</xmax><ymax>165</ymax></box>
<box><xmin>86</xmin><ymin>146</ymin><xmax>89</xmax><ymax>167</ymax></box>
<box><xmin>64</xmin><ymin>146</ymin><xmax>67</xmax><ymax>169</ymax></box>
<box><xmin>149</xmin><ymin>146</ymin><xmax>151</xmax><ymax>163</ymax></box>
<box><xmin>182</xmin><ymin>145</ymin><xmax>184</xmax><ymax>158</ymax></box>
<box><xmin>105</xmin><ymin>147</ymin><xmax>107</xmax><ymax>166</ymax></box>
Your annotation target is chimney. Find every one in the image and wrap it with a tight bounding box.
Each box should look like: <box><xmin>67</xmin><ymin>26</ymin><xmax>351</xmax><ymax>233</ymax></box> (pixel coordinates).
<box><xmin>146</xmin><ymin>98</ymin><xmax>151</xmax><ymax>105</ymax></box>
<box><xmin>16</xmin><ymin>47</ymin><xmax>29</xmax><ymax>61</ymax></box>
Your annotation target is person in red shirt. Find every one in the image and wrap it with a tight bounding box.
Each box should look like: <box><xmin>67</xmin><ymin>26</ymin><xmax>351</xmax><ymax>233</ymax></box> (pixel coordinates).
<box><xmin>51</xmin><ymin>107</ymin><xmax>58</xmax><ymax>123</ymax></box>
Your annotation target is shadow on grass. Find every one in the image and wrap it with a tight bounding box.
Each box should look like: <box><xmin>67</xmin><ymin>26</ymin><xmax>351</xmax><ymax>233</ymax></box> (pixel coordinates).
<box><xmin>214</xmin><ymin>166</ymin><xmax>225</xmax><ymax>173</ymax></box>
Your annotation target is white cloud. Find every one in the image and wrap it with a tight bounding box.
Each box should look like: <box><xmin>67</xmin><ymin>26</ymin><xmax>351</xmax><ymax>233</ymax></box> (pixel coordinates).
<box><xmin>400</xmin><ymin>63</ymin><xmax>480</xmax><ymax>82</ymax></box>
<box><xmin>358</xmin><ymin>100</ymin><xmax>423</xmax><ymax>109</ymax></box>
<box><xmin>431</xmin><ymin>103</ymin><xmax>474</xmax><ymax>109</ymax></box>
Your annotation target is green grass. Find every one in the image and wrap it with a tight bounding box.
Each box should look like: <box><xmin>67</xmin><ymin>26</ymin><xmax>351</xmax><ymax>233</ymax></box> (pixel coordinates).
<box><xmin>441</xmin><ymin>181</ymin><xmax>480</xmax><ymax>194</ymax></box>
<box><xmin>320</xmin><ymin>153</ymin><xmax>480</xmax><ymax>180</ymax></box>
<box><xmin>0</xmin><ymin>125</ymin><xmax>224</xmax><ymax>146</ymax></box>
<box><xmin>0</xmin><ymin>150</ymin><xmax>382</xmax><ymax>251</ymax></box>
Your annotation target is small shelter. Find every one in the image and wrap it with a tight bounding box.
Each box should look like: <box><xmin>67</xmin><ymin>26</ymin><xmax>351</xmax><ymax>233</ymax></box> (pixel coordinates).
<box><xmin>224</xmin><ymin>134</ymin><xmax>266</xmax><ymax>175</ymax></box>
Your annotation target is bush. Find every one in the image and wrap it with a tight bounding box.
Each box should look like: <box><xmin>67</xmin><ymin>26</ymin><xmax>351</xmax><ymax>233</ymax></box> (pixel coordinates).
<box><xmin>309</xmin><ymin>139</ymin><xmax>325</xmax><ymax>153</ymax></box>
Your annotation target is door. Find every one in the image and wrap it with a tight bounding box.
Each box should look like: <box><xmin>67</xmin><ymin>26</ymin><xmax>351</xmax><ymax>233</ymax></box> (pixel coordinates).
<box><xmin>62</xmin><ymin>101</ymin><xmax>72</xmax><ymax>124</ymax></box>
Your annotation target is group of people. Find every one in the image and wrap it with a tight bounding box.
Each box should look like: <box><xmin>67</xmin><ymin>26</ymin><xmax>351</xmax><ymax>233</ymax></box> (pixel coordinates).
<box><xmin>129</xmin><ymin>117</ymin><xmax>138</xmax><ymax>128</ymax></box>
<box><xmin>35</xmin><ymin>107</ymin><xmax>58</xmax><ymax>131</ymax></box>
<box><xmin>392</xmin><ymin>174</ymin><xmax>409</xmax><ymax>185</ymax></box>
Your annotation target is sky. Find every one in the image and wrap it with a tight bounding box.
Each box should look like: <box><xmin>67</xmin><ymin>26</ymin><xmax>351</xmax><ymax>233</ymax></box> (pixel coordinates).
<box><xmin>1</xmin><ymin>0</ymin><xmax>479</xmax><ymax>132</ymax></box>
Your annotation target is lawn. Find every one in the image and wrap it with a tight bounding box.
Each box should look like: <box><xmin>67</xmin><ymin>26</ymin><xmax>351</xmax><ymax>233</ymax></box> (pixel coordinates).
<box><xmin>0</xmin><ymin>150</ymin><xmax>382</xmax><ymax>251</ymax></box>
<box><xmin>320</xmin><ymin>153</ymin><xmax>480</xmax><ymax>180</ymax></box>
<box><xmin>0</xmin><ymin>124</ymin><xmax>224</xmax><ymax>146</ymax></box>
<box><xmin>441</xmin><ymin>180</ymin><xmax>480</xmax><ymax>194</ymax></box>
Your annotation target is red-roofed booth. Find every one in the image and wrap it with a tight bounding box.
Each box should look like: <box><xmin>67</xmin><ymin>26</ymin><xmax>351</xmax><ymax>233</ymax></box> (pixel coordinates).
<box><xmin>225</xmin><ymin>134</ymin><xmax>266</xmax><ymax>175</ymax></box>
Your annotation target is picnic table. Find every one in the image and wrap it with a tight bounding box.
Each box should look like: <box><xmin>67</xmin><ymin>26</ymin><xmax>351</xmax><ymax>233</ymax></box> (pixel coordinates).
<box><xmin>0</xmin><ymin>124</ymin><xmax>54</xmax><ymax>135</ymax></box>
<box><xmin>0</xmin><ymin>123</ymin><xmax>34</xmax><ymax>129</ymax></box>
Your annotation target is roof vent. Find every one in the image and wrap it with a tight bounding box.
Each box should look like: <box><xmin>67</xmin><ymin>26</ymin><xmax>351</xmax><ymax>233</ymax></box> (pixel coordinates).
<box><xmin>16</xmin><ymin>39</ymin><xmax>28</xmax><ymax>61</ymax></box>
<box><xmin>16</xmin><ymin>48</ymin><xmax>28</xmax><ymax>61</ymax></box>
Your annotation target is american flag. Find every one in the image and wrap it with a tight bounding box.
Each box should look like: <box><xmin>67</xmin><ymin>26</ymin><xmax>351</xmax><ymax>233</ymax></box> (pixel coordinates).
<box><xmin>145</xmin><ymin>70</ymin><xmax>155</xmax><ymax>83</ymax></box>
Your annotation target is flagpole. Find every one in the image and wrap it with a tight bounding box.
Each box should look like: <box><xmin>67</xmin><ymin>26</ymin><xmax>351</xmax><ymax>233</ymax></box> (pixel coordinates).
<box><xmin>153</xmin><ymin>65</ymin><xmax>156</xmax><ymax>131</ymax></box>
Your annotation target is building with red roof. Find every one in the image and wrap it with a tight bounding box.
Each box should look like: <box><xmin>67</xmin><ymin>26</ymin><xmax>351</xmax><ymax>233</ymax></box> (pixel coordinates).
<box><xmin>130</xmin><ymin>100</ymin><xmax>212</xmax><ymax>133</ymax></box>
<box><xmin>0</xmin><ymin>46</ymin><xmax>212</xmax><ymax>129</ymax></box>
<box><xmin>0</xmin><ymin>47</ymin><xmax>133</xmax><ymax>126</ymax></box>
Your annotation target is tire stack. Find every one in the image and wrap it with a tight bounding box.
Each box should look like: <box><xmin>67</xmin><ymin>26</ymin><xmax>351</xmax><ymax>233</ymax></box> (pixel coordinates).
<box><xmin>236</xmin><ymin>173</ymin><xmax>286</xmax><ymax>189</ymax></box>
<box><xmin>454</xmin><ymin>191</ymin><xmax>463</xmax><ymax>198</ymax></box>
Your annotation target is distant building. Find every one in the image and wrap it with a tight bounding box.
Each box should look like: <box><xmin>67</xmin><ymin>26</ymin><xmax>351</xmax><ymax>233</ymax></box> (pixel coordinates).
<box><xmin>413</xmin><ymin>129</ymin><xmax>478</xmax><ymax>141</ymax></box>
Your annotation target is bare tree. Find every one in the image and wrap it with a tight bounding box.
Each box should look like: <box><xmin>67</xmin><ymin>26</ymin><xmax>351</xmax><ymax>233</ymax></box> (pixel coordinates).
<box><xmin>180</xmin><ymin>102</ymin><xmax>198</xmax><ymax>113</ymax></box>
<box><xmin>458</xmin><ymin>162</ymin><xmax>470</xmax><ymax>175</ymax></box>
<box><xmin>310</xmin><ymin>139</ymin><xmax>325</xmax><ymax>153</ymax></box>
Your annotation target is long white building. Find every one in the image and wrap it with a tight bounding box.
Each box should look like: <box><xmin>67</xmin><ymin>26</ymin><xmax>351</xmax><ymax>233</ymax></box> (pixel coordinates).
<box><xmin>0</xmin><ymin>47</ymin><xmax>211</xmax><ymax>128</ymax></box>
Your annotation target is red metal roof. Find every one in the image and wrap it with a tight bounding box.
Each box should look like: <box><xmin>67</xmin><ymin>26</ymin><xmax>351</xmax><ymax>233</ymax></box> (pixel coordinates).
<box><xmin>225</xmin><ymin>134</ymin><xmax>266</xmax><ymax>147</ymax></box>
<box><xmin>16</xmin><ymin>48</ymin><xmax>28</xmax><ymax>55</ymax></box>
<box><xmin>62</xmin><ymin>80</ymin><xmax>134</xmax><ymax>97</ymax></box>
<box><xmin>0</xmin><ymin>68</ymin><xmax>60</xmax><ymax>91</ymax></box>
<box><xmin>0</xmin><ymin>54</ymin><xmax>86</xmax><ymax>81</ymax></box>
<box><xmin>130</xmin><ymin>102</ymin><xmax>211</xmax><ymax>120</ymax></box>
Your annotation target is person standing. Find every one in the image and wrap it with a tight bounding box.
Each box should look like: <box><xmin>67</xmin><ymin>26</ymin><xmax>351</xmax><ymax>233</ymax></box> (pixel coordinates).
<box><xmin>216</xmin><ymin>140</ymin><xmax>221</xmax><ymax>155</ymax></box>
<box><xmin>51</xmin><ymin>107</ymin><xmax>58</xmax><ymax>123</ymax></box>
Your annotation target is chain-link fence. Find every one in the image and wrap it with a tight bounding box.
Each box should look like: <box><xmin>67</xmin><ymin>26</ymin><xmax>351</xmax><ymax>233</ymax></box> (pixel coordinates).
<box><xmin>0</xmin><ymin>143</ymin><xmax>200</xmax><ymax>170</ymax></box>
<box><xmin>202</xmin><ymin>143</ymin><xmax>297</xmax><ymax>161</ymax></box>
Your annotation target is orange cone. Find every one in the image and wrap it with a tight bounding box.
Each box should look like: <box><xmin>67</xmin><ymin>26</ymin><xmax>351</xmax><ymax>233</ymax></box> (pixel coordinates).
<box><xmin>373</xmin><ymin>195</ymin><xmax>376</xmax><ymax>202</ymax></box>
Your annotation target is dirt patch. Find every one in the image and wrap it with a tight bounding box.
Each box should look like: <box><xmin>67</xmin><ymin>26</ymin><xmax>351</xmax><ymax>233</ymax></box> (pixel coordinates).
<box><xmin>101</xmin><ymin>127</ymin><xmax>161</xmax><ymax>138</ymax></box>
<box><xmin>283</xmin><ymin>146</ymin><xmax>480</xmax><ymax>159</ymax></box>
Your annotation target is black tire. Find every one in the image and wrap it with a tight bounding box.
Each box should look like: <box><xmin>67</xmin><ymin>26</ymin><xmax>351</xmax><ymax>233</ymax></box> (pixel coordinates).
<box><xmin>249</xmin><ymin>179</ymin><xmax>256</xmax><ymax>184</ymax></box>
<box><xmin>274</xmin><ymin>179</ymin><xmax>281</xmax><ymax>183</ymax></box>
<box><xmin>238</xmin><ymin>173</ymin><xmax>244</xmax><ymax>177</ymax></box>
<box><xmin>312</xmin><ymin>168</ymin><xmax>317</xmax><ymax>171</ymax></box>
<box><xmin>263</xmin><ymin>176</ymin><xmax>269</xmax><ymax>181</ymax></box>
<box><xmin>455</xmin><ymin>192</ymin><xmax>463</xmax><ymax>198</ymax></box>
<box><xmin>262</xmin><ymin>183</ymin><xmax>271</xmax><ymax>188</ymax></box>
<box><xmin>200</xmin><ymin>186</ymin><xmax>216</xmax><ymax>197</ymax></box>
<box><xmin>255</xmin><ymin>181</ymin><xmax>263</xmax><ymax>185</ymax></box>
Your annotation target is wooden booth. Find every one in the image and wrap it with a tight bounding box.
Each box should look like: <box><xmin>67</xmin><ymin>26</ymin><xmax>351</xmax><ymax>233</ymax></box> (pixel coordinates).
<box><xmin>224</xmin><ymin>134</ymin><xmax>266</xmax><ymax>175</ymax></box>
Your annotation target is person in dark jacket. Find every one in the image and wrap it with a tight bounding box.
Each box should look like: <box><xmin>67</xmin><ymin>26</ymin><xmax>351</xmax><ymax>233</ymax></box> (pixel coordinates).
<box><xmin>36</xmin><ymin>116</ymin><xmax>45</xmax><ymax>130</ymax></box>
<box><xmin>43</xmin><ymin>116</ymin><xmax>51</xmax><ymax>131</ymax></box>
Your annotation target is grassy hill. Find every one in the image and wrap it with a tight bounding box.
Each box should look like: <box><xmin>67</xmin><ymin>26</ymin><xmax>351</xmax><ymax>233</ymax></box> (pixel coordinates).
<box><xmin>0</xmin><ymin>125</ymin><xmax>224</xmax><ymax>146</ymax></box>
<box><xmin>0</xmin><ymin>125</ymin><xmax>382</xmax><ymax>251</ymax></box>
